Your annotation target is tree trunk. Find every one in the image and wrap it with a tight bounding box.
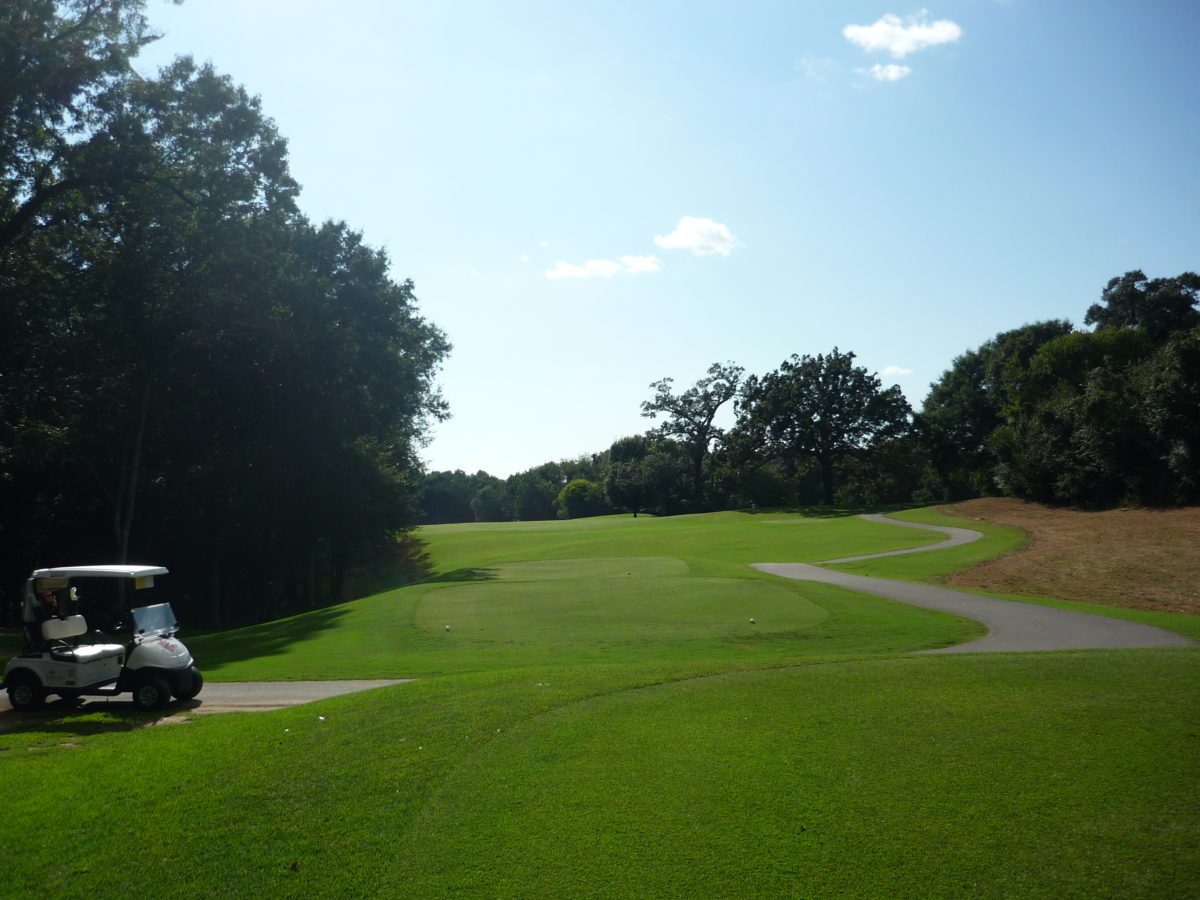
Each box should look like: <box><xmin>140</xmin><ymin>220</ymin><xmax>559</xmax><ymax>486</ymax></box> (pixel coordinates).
<box><xmin>208</xmin><ymin>553</ymin><xmax>223</xmax><ymax>629</ymax></box>
<box><xmin>819</xmin><ymin>455</ymin><xmax>835</xmax><ymax>506</ymax></box>
<box><xmin>329</xmin><ymin>537</ymin><xmax>349</xmax><ymax>605</ymax></box>
<box><xmin>115</xmin><ymin>377</ymin><xmax>152</xmax><ymax>562</ymax></box>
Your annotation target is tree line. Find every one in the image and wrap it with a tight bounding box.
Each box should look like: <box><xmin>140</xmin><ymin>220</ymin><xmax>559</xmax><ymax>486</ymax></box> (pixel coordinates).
<box><xmin>423</xmin><ymin>270</ymin><xmax>1199</xmax><ymax>523</ymax></box>
<box><xmin>2</xmin><ymin>2</ymin><xmax>448</xmax><ymax>626</ymax></box>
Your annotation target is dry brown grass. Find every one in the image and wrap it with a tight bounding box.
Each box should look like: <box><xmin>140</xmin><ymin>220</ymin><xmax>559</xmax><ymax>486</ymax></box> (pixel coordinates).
<box><xmin>938</xmin><ymin>498</ymin><xmax>1200</xmax><ymax>616</ymax></box>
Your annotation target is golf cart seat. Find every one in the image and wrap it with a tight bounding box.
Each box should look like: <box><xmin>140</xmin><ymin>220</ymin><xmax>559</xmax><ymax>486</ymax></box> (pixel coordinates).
<box><xmin>42</xmin><ymin>615</ymin><xmax>125</xmax><ymax>664</ymax></box>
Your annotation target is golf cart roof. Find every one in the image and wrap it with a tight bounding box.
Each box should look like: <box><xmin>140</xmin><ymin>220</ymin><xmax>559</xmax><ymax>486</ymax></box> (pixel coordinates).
<box><xmin>31</xmin><ymin>565</ymin><xmax>169</xmax><ymax>579</ymax></box>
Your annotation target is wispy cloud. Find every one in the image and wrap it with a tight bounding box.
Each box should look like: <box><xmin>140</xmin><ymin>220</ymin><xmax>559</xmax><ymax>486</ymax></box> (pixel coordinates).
<box><xmin>654</xmin><ymin>216</ymin><xmax>742</xmax><ymax>257</ymax></box>
<box><xmin>882</xmin><ymin>365</ymin><xmax>913</xmax><ymax>376</ymax></box>
<box><xmin>545</xmin><ymin>259</ymin><xmax>623</xmax><ymax>279</ymax></box>
<box><xmin>620</xmin><ymin>255</ymin><xmax>662</xmax><ymax>273</ymax></box>
<box><xmin>798</xmin><ymin>55</ymin><xmax>836</xmax><ymax>83</ymax></box>
<box><xmin>862</xmin><ymin>63</ymin><xmax>912</xmax><ymax>82</ymax></box>
<box><xmin>545</xmin><ymin>256</ymin><xmax>662</xmax><ymax>279</ymax></box>
<box><xmin>843</xmin><ymin>12</ymin><xmax>962</xmax><ymax>59</ymax></box>
<box><xmin>545</xmin><ymin>218</ymin><xmax>738</xmax><ymax>281</ymax></box>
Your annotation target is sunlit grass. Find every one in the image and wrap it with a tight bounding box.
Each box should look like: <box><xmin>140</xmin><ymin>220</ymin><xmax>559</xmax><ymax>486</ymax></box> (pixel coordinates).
<box><xmin>2</xmin><ymin>507</ymin><xmax>1196</xmax><ymax>898</ymax></box>
<box><xmin>1</xmin><ymin>650</ymin><xmax>1196</xmax><ymax>898</ymax></box>
<box><xmin>183</xmin><ymin>511</ymin><xmax>983</xmax><ymax>680</ymax></box>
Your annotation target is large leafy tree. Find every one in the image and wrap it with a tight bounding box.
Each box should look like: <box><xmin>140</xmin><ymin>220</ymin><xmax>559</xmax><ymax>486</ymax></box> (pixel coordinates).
<box><xmin>991</xmin><ymin>274</ymin><xmax>1200</xmax><ymax>506</ymax></box>
<box><xmin>641</xmin><ymin>361</ymin><xmax>743</xmax><ymax>508</ymax></box>
<box><xmin>1084</xmin><ymin>270</ymin><xmax>1200</xmax><ymax>341</ymax></box>
<box><xmin>735</xmin><ymin>349</ymin><xmax>912</xmax><ymax>506</ymax></box>
<box><xmin>556</xmin><ymin>478</ymin><xmax>609</xmax><ymax>519</ymax></box>
<box><xmin>602</xmin><ymin>434</ymin><xmax>691</xmax><ymax>517</ymax></box>
<box><xmin>919</xmin><ymin>320</ymin><xmax>1074</xmax><ymax>498</ymax></box>
<box><xmin>0</xmin><ymin>0</ymin><xmax>174</xmax><ymax>250</ymax></box>
<box><xmin>1</xmin><ymin>5</ymin><xmax>449</xmax><ymax>625</ymax></box>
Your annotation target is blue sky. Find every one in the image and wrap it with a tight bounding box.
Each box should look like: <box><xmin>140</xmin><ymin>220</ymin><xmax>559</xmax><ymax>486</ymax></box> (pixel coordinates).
<box><xmin>136</xmin><ymin>1</ymin><xmax>1200</xmax><ymax>477</ymax></box>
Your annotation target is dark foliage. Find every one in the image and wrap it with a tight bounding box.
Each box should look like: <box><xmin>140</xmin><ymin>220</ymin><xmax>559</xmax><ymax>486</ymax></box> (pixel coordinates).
<box><xmin>734</xmin><ymin>349</ymin><xmax>913</xmax><ymax>506</ymax></box>
<box><xmin>1</xmin><ymin>2</ymin><xmax>447</xmax><ymax>625</ymax></box>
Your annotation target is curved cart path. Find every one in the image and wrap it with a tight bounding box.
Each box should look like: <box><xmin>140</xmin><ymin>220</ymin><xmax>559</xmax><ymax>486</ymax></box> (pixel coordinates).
<box><xmin>753</xmin><ymin>515</ymin><xmax>1194</xmax><ymax>653</ymax></box>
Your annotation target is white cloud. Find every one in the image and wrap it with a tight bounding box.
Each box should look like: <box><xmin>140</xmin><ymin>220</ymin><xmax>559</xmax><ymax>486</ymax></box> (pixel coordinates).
<box><xmin>545</xmin><ymin>255</ymin><xmax>663</xmax><ymax>279</ymax></box>
<box><xmin>843</xmin><ymin>12</ymin><xmax>962</xmax><ymax>59</ymax></box>
<box><xmin>882</xmin><ymin>365</ymin><xmax>913</xmax><ymax>376</ymax></box>
<box><xmin>863</xmin><ymin>63</ymin><xmax>912</xmax><ymax>82</ymax></box>
<box><xmin>519</xmin><ymin>254</ymin><xmax>530</xmax><ymax>263</ymax></box>
<box><xmin>545</xmin><ymin>259</ymin><xmax>623</xmax><ymax>279</ymax></box>
<box><xmin>654</xmin><ymin>216</ymin><xmax>742</xmax><ymax>257</ymax></box>
<box><xmin>620</xmin><ymin>254</ymin><xmax>662</xmax><ymax>273</ymax></box>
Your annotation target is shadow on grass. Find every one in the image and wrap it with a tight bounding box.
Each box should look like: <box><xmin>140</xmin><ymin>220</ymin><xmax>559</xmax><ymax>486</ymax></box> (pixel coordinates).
<box><xmin>189</xmin><ymin>604</ymin><xmax>353</xmax><ymax>673</ymax></box>
<box><xmin>423</xmin><ymin>567</ymin><xmax>498</xmax><ymax>584</ymax></box>
<box><xmin>740</xmin><ymin>502</ymin><xmax>936</xmax><ymax>518</ymax></box>
<box><xmin>0</xmin><ymin>697</ymin><xmax>169</xmax><ymax>737</ymax></box>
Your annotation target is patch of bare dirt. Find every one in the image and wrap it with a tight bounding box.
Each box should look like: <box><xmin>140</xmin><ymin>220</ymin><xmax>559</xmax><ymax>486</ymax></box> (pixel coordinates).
<box><xmin>938</xmin><ymin>498</ymin><xmax>1200</xmax><ymax>616</ymax></box>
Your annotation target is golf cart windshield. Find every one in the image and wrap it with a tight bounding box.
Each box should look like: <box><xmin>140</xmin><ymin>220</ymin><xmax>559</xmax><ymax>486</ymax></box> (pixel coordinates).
<box><xmin>131</xmin><ymin>603</ymin><xmax>178</xmax><ymax>639</ymax></box>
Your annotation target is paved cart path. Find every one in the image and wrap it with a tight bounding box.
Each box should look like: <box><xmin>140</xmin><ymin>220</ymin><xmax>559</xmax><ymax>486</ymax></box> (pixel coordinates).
<box><xmin>753</xmin><ymin>515</ymin><xmax>1194</xmax><ymax>653</ymax></box>
<box><xmin>0</xmin><ymin>678</ymin><xmax>413</xmax><ymax>727</ymax></box>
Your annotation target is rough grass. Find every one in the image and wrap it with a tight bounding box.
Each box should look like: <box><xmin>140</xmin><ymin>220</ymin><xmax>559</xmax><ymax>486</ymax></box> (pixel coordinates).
<box><xmin>936</xmin><ymin>498</ymin><xmax>1200</xmax><ymax>615</ymax></box>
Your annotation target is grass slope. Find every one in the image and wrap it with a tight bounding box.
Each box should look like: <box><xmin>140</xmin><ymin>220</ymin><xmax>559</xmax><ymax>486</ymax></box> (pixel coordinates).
<box><xmin>1</xmin><ymin>508</ymin><xmax>1196</xmax><ymax>898</ymax></box>
<box><xmin>186</xmin><ymin>511</ymin><xmax>978</xmax><ymax>679</ymax></box>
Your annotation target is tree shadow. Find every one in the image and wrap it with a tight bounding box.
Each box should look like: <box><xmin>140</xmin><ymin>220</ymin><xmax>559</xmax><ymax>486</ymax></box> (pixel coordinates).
<box><xmin>0</xmin><ymin>697</ymin><xmax>170</xmax><ymax>737</ymax></box>
<box><xmin>422</xmin><ymin>567</ymin><xmax>498</xmax><ymax>584</ymax></box>
<box><xmin>348</xmin><ymin>535</ymin><xmax>499</xmax><ymax>592</ymax></box>
<box><xmin>187</xmin><ymin>604</ymin><xmax>352</xmax><ymax>672</ymax></box>
<box><xmin>739</xmin><ymin>502</ymin><xmax>934</xmax><ymax>518</ymax></box>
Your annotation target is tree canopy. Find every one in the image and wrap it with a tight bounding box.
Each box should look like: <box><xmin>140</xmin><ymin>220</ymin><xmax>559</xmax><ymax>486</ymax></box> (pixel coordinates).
<box><xmin>641</xmin><ymin>362</ymin><xmax>742</xmax><ymax>509</ymax></box>
<box><xmin>1084</xmin><ymin>270</ymin><xmax>1200</xmax><ymax>341</ymax></box>
<box><xmin>734</xmin><ymin>349</ymin><xmax>912</xmax><ymax>506</ymax></box>
<box><xmin>2</xmin><ymin>1</ymin><xmax>448</xmax><ymax>625</ymax></box>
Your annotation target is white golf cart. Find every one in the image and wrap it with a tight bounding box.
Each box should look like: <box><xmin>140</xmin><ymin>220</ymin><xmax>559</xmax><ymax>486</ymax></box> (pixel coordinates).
<box><xmin>3</xmin><ymin>565</ymin><xmax>202</xmax><ymax>712</ymax></box>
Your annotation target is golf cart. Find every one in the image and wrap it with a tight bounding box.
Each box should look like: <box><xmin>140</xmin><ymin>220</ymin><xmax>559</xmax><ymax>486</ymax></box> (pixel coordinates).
<box><xmin>3</xmin><ymin>565</ymin><xmax>202</xmax><ymax>712</ymax></box>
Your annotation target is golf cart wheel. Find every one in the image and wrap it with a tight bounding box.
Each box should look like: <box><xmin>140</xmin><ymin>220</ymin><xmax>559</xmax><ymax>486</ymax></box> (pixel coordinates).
<box><xmin>133</xmin><ymin>674</ymin><xmax>171</xmax><ymax>711</ymax></box>
<box><xmin>7</xmin><ymin>672</ymin><xmax>45</xmax><ymax>711</ymax></box>
<box><xmin>174</xmin><ymin>666</ymin><xmax>204</xmax><ymax>702</ymax></box>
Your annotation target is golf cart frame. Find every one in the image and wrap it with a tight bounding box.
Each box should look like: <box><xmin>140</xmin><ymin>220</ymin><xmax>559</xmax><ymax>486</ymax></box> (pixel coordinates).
<box><xmin>3</xmin><ymin>565</ymin><xmax>202</xmax><ymax>712</ymax></box>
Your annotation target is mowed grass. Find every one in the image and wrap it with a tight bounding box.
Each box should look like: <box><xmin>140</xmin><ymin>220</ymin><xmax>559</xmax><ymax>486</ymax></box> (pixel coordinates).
<box><xmin>185</xmin><ymin>511</ymin><xmax>982</xmax><ymax>679</ymax></box>
<box><xmin>1</xmin><ymin>508</ymin><xmax>1197</xmax><ymax>898</ymax></box>
<box><xmin>1</xmin><ymin>652</ymin><xmax>1195</xmax><ymax>898</ymax></box>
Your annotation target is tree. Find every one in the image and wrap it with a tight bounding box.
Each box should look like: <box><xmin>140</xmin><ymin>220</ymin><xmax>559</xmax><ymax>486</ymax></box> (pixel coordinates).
<box><xmin>556</xmin><ymin>478</ymin><xmax>609</xmax><ymax>519</ymax></box>
<box><xmin>602</xmin><ymin>434</ymin><xmax>691</xmax><ymax>517</ymax></box>
<box><xmin>1134</xmin><ymin>325</ymin><xmax>1200</xmax><ymax>502</ymax></box>
<box><xmin>1084</xmin><ymin>270</ymin><xmax>1200</xmax><ymax>341</ymax></box>
<box><xmin>992</xmin><ymin>323</ymin><xmax>1200</xmax><ymax>506</ymax></box>
<box><xmin>735</xmin><ymin>349</ymin><xmax>912</xmax><ymax>506</ymax></box>
<box><xmin>919</xmin><ymin>320</ymin><xmax>1074</xmax><ymax>498</ymax></box>
<box><xmin>0</xmin><ymin>15</ymin><xmax>449</xmax><ymax>625</ymax></box>
<box><xmin>470</xmin><ymin>481</ymin><xmax>510</xmax><ymax>522</ymax></box>
<box><xmin>423</xmin><ymin>470</ymin><xmax>502</xmax><ymax>524</ymax></box>
<box><xmin>641</xmin><ymin>362</ymin><xmax>743</xmax><ymax>508</ymax></box>
<box><xmin>505</xmin><ymin>467</ymin><xmax>561</xmax><ymax>521</ymax></box>
<box><xmin>0</xmin><ymin>0</ymin><xmax>182</xmax><ymax>251</ymax></box>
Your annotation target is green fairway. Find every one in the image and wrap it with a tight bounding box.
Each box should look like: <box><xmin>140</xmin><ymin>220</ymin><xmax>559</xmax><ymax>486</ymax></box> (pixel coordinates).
<box><xmin>183</xmin><ymin>511</ymin><xmax>983</xmax><ymax>679</ymax></box>
<box><xmin>2</xmin><ymin>509</ymin><xmax>1197</xmax><ymax>898</ymax></box>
